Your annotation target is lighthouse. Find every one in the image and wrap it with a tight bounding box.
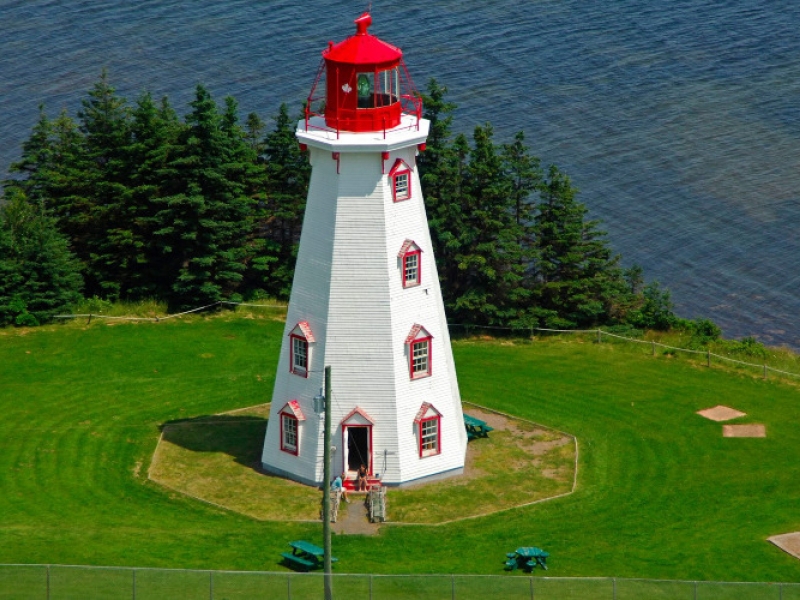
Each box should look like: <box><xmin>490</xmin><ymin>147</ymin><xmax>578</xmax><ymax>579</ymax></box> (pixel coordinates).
<box><xmin>261</xmin><ymin>13</ymin><xmax>467</xmax><ymax>488</ymax></box>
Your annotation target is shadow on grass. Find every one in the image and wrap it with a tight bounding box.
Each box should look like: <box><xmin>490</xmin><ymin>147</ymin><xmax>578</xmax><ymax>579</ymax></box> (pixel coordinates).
<box><xmin>159</xmin><ymin>415</ymin><xmax>269</xmax><ymax>473</ymax></box>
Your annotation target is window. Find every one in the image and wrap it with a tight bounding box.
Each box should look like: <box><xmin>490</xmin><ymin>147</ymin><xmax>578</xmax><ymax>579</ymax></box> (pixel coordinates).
<box><xmin>292</xmin><ymin>336</ymin><xmax>307</xmax><ymax>374</ymax></box>
<box><xmin>397</xmin><ymin>239</ymin><xmax>422</xmax><ymax>288</ymax></box>
<box><xmin>389</xmin><ymin>159</ymin><xmax>412</xmax><ymax>202</ymax></box>
<box><xmin>289</xmin><ymin>321</ymin><xmax>315</xmax><ymax>377</ymax></box>
<box><xmin>406</xmin><ymin>324</ymin><xmax>432</xmax><ymax>379</ymax></box>
<box><xmin>414</xmin><ymin>402</ymin><xmax>441</xmax><ymax>458</ymax></box>
<box><xmin>412</xmin><ymin>340</ymin><xmax>430</xmax><ymax>376</ymax></box>
<box><xmin>281</xmin><ymin>413</ymin><xmax>298</xmax><ymax>454</ymax></box>
<box><xmin>279</xmin><ymin>400</ymin><xmax>305</xmax><ymax>456</ymax></box>
<box><xmin>420</xmin><ymin>417</ymin><xmax>439</xmax><ymax>456</ymax></box>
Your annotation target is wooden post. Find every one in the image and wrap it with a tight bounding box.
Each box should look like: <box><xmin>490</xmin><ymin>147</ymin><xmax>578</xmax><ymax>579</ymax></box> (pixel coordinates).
<box><xmin>764</xmin><ymin>364</ymin><xmax>768</xmax><ymax>380</ymax></box>
<box><xmin>706</xmin><ymin>350</ymin><xmax>710</xmax><ymax>368</ymax></box>
<box><xmin>323</xmin><ymin>366</ymin><xmax>333</xmax><ymax>600</ymax></box>
<box><xmin>652</xmin><ymin>341</ymin><xmax>656</xmax><ymax>356</ymax></box>
<box><xmin>597</xmin><ymin>329</ymin><xmax>601</xmax><ymax>343</ymax></box>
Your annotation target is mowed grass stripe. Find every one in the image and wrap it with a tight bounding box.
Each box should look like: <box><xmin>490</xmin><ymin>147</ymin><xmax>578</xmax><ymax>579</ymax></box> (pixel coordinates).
<box><xmin>1</xmin><ymin>315</ymin><xmax>799</xmax><ymax>582</ymax></box>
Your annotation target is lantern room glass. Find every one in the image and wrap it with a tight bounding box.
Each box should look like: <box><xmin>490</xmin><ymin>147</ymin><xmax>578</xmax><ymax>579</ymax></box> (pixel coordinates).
<box><xmin>356</xmin><ymin>67</ymin><xmax>400</xmax><ymax>109</ymax></box>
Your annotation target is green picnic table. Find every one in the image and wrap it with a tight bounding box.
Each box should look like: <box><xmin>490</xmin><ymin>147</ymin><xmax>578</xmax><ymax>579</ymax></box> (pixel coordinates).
<box><xmin>463</xmin><ymin>414</ymin><xmax>494</xmax><ymax>440</ymax></box>
<box><xmin>504</xmin><ymin>547</ymin><xmax>549</xmax><ymax>571</ymax></box>
<box><xmin>280</xmin><ymin>540</ymin><xmax>338</xmax><ymax>572</ymax></box>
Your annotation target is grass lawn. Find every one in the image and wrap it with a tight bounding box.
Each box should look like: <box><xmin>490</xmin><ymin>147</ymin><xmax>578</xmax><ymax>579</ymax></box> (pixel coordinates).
<box><xmin>1</xmin><ymin>310</ymin><xmax>799</xmax><ymax>583</ymax></box>
<box><xmin>149</xmin><ymin>403</ymin><xmax>575</xmax><ymax>524</ymax></box>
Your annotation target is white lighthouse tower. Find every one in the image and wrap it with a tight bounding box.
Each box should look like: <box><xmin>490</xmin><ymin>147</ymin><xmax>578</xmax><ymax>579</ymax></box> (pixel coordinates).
<box><xmin>262</xmin><ymin>13</ymin><xmax>467</xmax><ymax>488</ymax></box>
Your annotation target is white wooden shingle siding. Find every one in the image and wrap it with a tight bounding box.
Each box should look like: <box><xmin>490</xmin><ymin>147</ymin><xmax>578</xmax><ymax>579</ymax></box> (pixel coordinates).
<box><xmin>262</xmin><ymin>116</ymin><xmax>467</xmax><ymax>487</ymax></box>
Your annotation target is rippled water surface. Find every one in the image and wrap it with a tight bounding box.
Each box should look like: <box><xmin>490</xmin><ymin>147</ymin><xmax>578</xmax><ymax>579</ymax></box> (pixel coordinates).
<box><xmin>2</xmin><ymin>0</ymin><xmax>799</xmax><ymax>346</ymax></box>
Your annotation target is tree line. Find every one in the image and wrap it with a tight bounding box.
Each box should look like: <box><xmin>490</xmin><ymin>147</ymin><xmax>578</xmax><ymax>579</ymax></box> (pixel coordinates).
<box><xmin>1</xmin><ymin>72</ymin><xmax>677</xmax><ymax>331</ymax></box>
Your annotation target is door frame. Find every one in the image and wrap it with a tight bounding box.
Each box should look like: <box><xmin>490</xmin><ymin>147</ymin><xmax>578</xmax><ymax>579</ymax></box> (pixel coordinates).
<box><xmin>342</xmin><ymin>423</ymin><xmax>373</xmax><ymax>475</ymax></box>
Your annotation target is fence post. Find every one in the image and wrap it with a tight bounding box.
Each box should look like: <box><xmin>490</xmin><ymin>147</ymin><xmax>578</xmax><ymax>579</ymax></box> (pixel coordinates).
<box><xmin>209</xmin><ymin>570</ymin><xmax>213</xmax><ymax>600</ymax></box>
<box><xmin>287</xmin><ymin>574</ymin><xmax>291</xmax><ymax>600</ymax></box>
<box><xmin>764</xmin><ymin>364</ymin><xmax>768</xmax><ymax>380</ymax></box>
<box><xmin>530</xmin><ymin>576</ymin><xmax>534</xmax><ymax>600</ymax></box>
<box><xmin>707</xmin><ymin>350</ymin><xmax>710</xmax><ymax>368</ymax></box>
<box><xmin>132</xmin><ymin>568</ymin><xmax>136</xmax><ymax>600</ymax></box>
<box><xmin>597</xmin><ymin>329</ymin><xmax>601</xmax><ymax>343</ymax></box>
<box><xmin>451</xmin><ymin>574</ymin><xmax>456</xmax><ymax>600</ymax></box>
<box><xmin>369</xmin><ymin>574</ymin><xmax>373</xmax><ymax>600</ymax></box>
<box><xmin>652</xmin><ymin>341</ymin><xmax>656</xmax><ymax>356</ymax></box>
<box><xmin>613</xmin><ymin>577</ymin><xmax>616</xmax><ymax>600</ymax></box>
<box><xmin>46</xmin><ymin>565</ymin><xmax>50</xmax><ymax>600</ymax></box>
<box><xmin>88</xmin><ymin>313</ymin><xmax>92</xmax><ymax>324</ymax></box>
<box><xmin>694</xmin><ymin>580</ymin><xmax>698</xmax><ymax>600</ymax></box>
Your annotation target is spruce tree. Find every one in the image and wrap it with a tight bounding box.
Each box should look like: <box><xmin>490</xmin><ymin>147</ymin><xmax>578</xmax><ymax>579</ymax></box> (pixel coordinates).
<box><xmin>75</xmin><ymin>70</ymin><xmax>132</xmax><ymax>298</ymax></box>
<box><xmin>254</xmin><ymin>103</ymin><xmax>309</xmax><ymax>299</ymax></box>
<box><xmin>532</xmin><ymin>165</ymin><xmax>625</xmax><ymax>327</ymax></box>
<box><xmin>120</xmin><ymin>92</ymin><xmax>183</xmax><ymax>299</ymax></box>
<box><xmin>0</xmin><ymin>190</ymin><xmax>83</xmax><ymax>326</ymax></box>
<box><xmin>155</xmin><ymin>85</ymin><xmax>251</xmax><ymax>309</ymax></box>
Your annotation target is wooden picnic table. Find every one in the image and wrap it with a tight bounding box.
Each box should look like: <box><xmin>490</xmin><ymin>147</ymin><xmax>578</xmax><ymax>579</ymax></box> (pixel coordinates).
<box><xmin>280</xmin><ymin>540</ymin><xmax>338</xmax><ymax>571</ymax></box>
<box><xmin>463</xmin><ymin>414</ymin><xmax>494</xmax><ymax>440</ymax></box>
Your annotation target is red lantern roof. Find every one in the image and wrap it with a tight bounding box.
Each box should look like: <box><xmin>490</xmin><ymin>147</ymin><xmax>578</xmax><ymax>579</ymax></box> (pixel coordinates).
<box><xmin>323</xmin><ymin>13</ymin><xmax>402</xmax><ymax>66</ymax></box>
<box><xmin>302</xmin><ymin>12</ymin><xmax>423</xmax><ymax>135</ymax></box>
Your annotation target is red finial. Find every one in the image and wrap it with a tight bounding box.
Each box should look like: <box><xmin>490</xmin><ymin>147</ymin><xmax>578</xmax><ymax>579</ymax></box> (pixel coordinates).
<box><xmin>355</xmin><ymin>12</ymin><xmax>372</xmax><ymax>35</ymax></box>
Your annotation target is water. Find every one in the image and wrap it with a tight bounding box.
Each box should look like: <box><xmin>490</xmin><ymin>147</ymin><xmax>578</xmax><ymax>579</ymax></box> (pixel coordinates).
<box><xmin>2</xmin><ymin>0</ymin><xmax>798</xmax><ymax>347</ymax></box>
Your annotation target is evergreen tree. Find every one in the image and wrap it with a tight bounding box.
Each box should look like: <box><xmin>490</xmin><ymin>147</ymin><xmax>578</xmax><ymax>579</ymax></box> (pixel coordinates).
<box><xmin>254</xmin><ymin>103</ymin><xmax>309</xmax><ymax>299</ymax></box>
<box><xmin>445</xmin><ymin>123</ymin><xmax>526</xmax><ymax>325</ymax></box>
<box><xmin>154</xmin><ymin>85</ymin><xmax>251</xmax><ymax>309</ymax></box>
<box><xmin>0</xmin><ymin>190</ymin><xmax>82</xmax><ymax>326</ymax></box>
<box><xmin>74</xmin><ymin>70</ymin><xmax>132</xmax><ymax>298</ymax></box>
<box><xmin>4</xmin><ymin>105</ymin><xmax>54</xmax><ymax>203</ymax></box>
<box><xmin>531</xmin><ymin>165</ymin><xmax>625</xmax><ymax>327</ymax></box>
<box><xmin>119</xmin><ymin>92</ymin><xmax>183</xmax><ymax>299</ymax></box>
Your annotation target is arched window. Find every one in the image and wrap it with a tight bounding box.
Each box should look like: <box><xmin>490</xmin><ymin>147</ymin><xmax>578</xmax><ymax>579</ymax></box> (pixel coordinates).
<box><xmin>414</xmin><ymin>402</ymin><xmax>442</xmax><ymax>458</ymax></box>
<box><xmin>389</xmin><ymin>158</ymin><xmax>411</xmax><ymax>202</ymax></box>
<box><xmin>289</xmin><ymin>321</ymin><xmax>315</xmax><ymax>377</ymax></box>
<box><xmin>397</xmin><ymin>239</ymin><xmax>422</xmax><ymax>288</ymax></box>
<box><xmin>406</xmin><ymin>324</ymin><xmax>432</xmax><ymax>379</ymax></box>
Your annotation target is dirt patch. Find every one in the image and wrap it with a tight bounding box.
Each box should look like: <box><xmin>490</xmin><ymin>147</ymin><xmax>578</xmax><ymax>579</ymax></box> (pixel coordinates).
<box><xmin>768</xmin><ymin>532</ymin><xmax>800</xmax><ymax>559</ymax></box>
<box><xmin>723</xmin><ymin>424</ymin><xmax>766</xmax><ymax>437</ymax></box>
<box><xmin>697</xmin><ymin>405</ymin><xmax>746</xmax><ymax>422</ymax></box>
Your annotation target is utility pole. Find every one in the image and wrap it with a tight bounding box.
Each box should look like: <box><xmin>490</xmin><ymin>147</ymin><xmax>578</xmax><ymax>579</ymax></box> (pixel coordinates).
<box><xmin>323</xmin><ymin>365</ymin><xmax>333</xmax><ymax>600</ymax></box>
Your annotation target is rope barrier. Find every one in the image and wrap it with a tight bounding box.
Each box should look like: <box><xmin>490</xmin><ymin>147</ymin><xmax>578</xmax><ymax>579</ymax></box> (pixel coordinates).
<box><xmin>52</xmin><ymin>307</ymin><xmax>800</xmax><ymax>381</ymax></box>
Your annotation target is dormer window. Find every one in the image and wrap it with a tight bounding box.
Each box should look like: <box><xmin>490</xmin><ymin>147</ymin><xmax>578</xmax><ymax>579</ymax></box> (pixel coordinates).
<box><xmin>397</xmin><ymin>239</ymin><xmax>422</xmax><ymax>287</ymax></box>
<box><xmin>289</xmin><ymin>321</ymin><xmax>315</xmax><ymax>377</ymax></box>
<box><xmin>279</xmin><ymin>400</ymin><xmax>306</xmax><ymax>455</ymax></box>
<box><xmin>406</xmin><ymin>324</ymin><xmax>432</xmax><ymax>379</ymax></box>
<box><xmin>389</xmin><ymin>159</ymin><xmax>411</xmax><ymax>202</ymax></box>
<box><xmin>414</xmin><ymin>402</ymin><xmax>442</xmax><ymax>458</ymax></box>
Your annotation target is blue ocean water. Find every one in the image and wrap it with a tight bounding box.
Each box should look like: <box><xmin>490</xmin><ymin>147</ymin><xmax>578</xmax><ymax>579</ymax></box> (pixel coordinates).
<box><xmin>2</xmin><ymin>0</ymin><xmax>798</xmax><ymax>346</ymax></box>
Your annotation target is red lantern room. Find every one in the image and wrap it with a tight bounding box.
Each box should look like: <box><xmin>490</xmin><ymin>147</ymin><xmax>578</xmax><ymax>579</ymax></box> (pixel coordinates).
<box><xmin>305</xmin><ymin>13</ymin><xmax>422</xmax><ymax>134</ymax></box>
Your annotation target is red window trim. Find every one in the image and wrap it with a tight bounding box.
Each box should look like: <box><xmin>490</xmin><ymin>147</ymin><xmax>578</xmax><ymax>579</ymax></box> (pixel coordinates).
<box><xmin>418</xmin><ymin>414</ymin><xmax>442</xmax><ymax>458</ymax></box>
<box><xmin>280</xmin><ymin>412</ymin><xmax>299</xmax><ymax>456</ymax></box>
<box><xmin>402</xmin><ymin>249</ymin><xmax>422</xmax><ymax>288</ymax></box>
<box><xmin>290</xmin><ymin>334</ymin><xmax>309</xmax><ymax>378</ymax></box>
<box><xmin>389</xmin><ymin>158</ymin><xmax>412</xmax><ymax>202</ymax></box>
<box><xmin>408</xmin><ymin>335</ymin><xmax>432</xmax><ymax>379</ymax></box>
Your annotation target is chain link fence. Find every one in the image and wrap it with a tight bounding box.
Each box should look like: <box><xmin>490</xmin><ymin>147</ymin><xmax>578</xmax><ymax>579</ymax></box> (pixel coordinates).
<box><xmin>1</xmin><ymin>565</ymin><xmax>798</xmax><ymax>600</ymax></box>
